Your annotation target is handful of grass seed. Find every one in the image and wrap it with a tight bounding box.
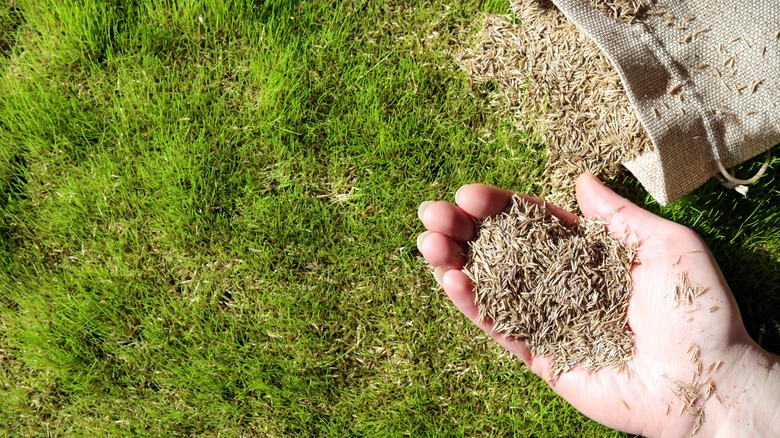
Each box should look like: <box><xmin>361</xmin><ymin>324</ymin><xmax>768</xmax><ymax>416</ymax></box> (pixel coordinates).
<box><xmin>463</xmin><ymin>195</ymin><xmax>636</xmax><ymax>378</ymax></box>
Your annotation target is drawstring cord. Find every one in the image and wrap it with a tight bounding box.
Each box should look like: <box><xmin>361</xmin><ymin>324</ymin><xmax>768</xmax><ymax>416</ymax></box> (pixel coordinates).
<box><xmin>715</xmin><ymin>150</ymin><xmax>772</xmax><ymax>196</ymax></box>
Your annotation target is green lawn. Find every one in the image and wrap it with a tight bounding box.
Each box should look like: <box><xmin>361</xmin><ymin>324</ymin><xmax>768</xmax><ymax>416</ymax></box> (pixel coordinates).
<box><xmin>1</xmin><ymin>0</ymin><xmax>778</xmax><ymax>436</ymax></box>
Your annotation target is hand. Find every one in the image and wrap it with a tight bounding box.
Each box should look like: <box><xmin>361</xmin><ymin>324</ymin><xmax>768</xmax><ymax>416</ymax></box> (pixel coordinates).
<box><xmin>417</xmin><ymin>173</ymin><xmax>780</xmax><ymax>437</ymax></box>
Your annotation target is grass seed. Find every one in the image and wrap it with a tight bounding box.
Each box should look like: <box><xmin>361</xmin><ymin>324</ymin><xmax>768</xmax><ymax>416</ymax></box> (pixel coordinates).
<box><xmin>590</xmin><ymin>0</ymin><xmax>654</xmax><ymax>23</ymax></box>
<box><xmin>457</xmin><ymin>0</ymin><xmax>653</xmax><ymax>209</ymax></box>
<box><xmin>463</xmin><ymin>195</ymin><xmax>636</xmax><ymax>376</ymax></box>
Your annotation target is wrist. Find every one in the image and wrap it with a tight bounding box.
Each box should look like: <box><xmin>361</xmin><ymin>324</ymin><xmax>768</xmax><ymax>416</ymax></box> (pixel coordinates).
<box><xmin>705</xmin><ymin>345</ymin><xmax>780</xmax><ymax>438</ymax></box>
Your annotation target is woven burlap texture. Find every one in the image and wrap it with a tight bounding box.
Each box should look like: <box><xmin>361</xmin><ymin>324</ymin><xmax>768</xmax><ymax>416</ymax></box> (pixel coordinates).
<box><xmin>552</xmin><ymin>0</ymin><xmax>780</xmax><ymax>205</ymax></box>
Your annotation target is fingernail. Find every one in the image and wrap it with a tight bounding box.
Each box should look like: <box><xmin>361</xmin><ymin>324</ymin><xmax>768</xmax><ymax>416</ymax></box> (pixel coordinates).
<box><xmin>455</xmin><ymin>185</ymin><xmax>465</xmax><ymax>204</ymax></box>
<box><xmin>433</xmin><ymin>266</ymin><xmax>445</xmax><ymax>285</ymax></box>
<box><xmin>418</xmin><ymin>201</ymin><xmax>434</xmax><ymax>222</ymax></box>
<box><xmin>416</xmin><ymin>231</ymin><xmax>430</xmax><ymax>250</ymax></box>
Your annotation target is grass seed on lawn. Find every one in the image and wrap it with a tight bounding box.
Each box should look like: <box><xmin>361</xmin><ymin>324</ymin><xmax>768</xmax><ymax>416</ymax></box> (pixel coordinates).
<box><xmin>458</xmin><ymin>0</ymin><xmax>653</xmax><ymax>209</ymax></box>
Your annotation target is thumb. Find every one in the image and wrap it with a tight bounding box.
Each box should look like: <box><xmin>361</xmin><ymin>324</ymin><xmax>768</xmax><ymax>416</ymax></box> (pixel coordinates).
<box><xmin>575</xmin><ymin>173</ymin><xmax>673</xmax><ymax>244</ymax></box>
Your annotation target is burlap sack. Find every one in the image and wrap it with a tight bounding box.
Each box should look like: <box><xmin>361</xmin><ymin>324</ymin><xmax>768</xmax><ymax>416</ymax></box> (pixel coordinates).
<box><xmin>552</xmin><ymin>0</ymin><xmax>779</xmax><ymax>205</ymax></box>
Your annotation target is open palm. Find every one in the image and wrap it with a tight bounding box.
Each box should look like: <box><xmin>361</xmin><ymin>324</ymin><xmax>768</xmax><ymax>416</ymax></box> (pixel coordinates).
<box><xmin>417</xmin><ymin>173</ymin><xmax>774</xmax><ymax>437</ymax></box>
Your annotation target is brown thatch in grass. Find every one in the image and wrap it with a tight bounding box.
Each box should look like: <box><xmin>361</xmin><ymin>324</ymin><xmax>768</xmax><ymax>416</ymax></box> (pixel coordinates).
<box><xmin>462</xmin><ymin>195</ymin><xmax>636</xmax><ymax>378</ymax></box>
<box><xmin>457</xmin><ymin>0</ymin><xmax>653</xmax><ymax>209</ymax></box>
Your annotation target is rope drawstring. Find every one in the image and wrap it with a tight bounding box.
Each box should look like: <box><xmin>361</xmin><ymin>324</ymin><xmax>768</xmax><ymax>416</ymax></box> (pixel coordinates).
<box><xmin>715</xmin><ymin>150</ymin><xmax>772</xmax><ymax>196</ymax></box>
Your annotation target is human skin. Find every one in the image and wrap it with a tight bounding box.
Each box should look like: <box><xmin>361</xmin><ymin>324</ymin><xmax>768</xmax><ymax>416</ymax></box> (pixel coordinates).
<box><xmin>417</xmin><ymin>173</ymin><xmax>780</xmax><ymax>437</ymax></box>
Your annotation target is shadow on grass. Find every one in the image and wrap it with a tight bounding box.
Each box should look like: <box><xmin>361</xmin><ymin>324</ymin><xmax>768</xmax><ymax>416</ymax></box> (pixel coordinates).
<box><xmin>0</xmin><ymin>4</ymin><xmax>23</xmax><ymax>59</ymax></box>
<box><xmin>0</xmin><ymin>153</ymin><xmax>27</xmax><ymax>263</ymax></box>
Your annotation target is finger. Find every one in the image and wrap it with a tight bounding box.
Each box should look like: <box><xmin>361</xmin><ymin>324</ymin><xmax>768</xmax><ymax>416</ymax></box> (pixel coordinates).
<box><xmin>453</xmin><ymin>184</ymin><xmax>514</xmax><ymax>219</ymax></box>
<box><xmin>575</xmin><ymin>173</ymin><xmax>681</xmax><ymax>244</ymax></box>
<box><xmin>456</xmin><ymin>184</ymin><xmax>579</xmax><ymax>224</ymax></box>
<box><xmin>418</xmin><ymin>231</ymin><xmax>466</xmax><ymax>270</ymax></box>
<box><xmin>419</xmin><ymin>201</ymin><xmax>476</xmax><ymax>243</ymax></box>
<box><xmin>441</xmin><ymin>269</ymin><xmax>532</xmax><ymax>365</ymax></box>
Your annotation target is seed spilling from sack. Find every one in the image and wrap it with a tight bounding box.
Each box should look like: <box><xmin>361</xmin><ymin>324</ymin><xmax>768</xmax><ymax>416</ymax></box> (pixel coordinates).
<box><xmin>463</xmin><ymin>195</ymin><xmax>636</xmax><ymax>377</ymax></box>
<box><xmin>590</xmin><ymin>0</ymin><xmax>653</xmax><ymax>23</ymax></box>
<box><xmin>456</xmin><ymin>0</ymin><xmax>653</xmax><ymax>210</ymax></box>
